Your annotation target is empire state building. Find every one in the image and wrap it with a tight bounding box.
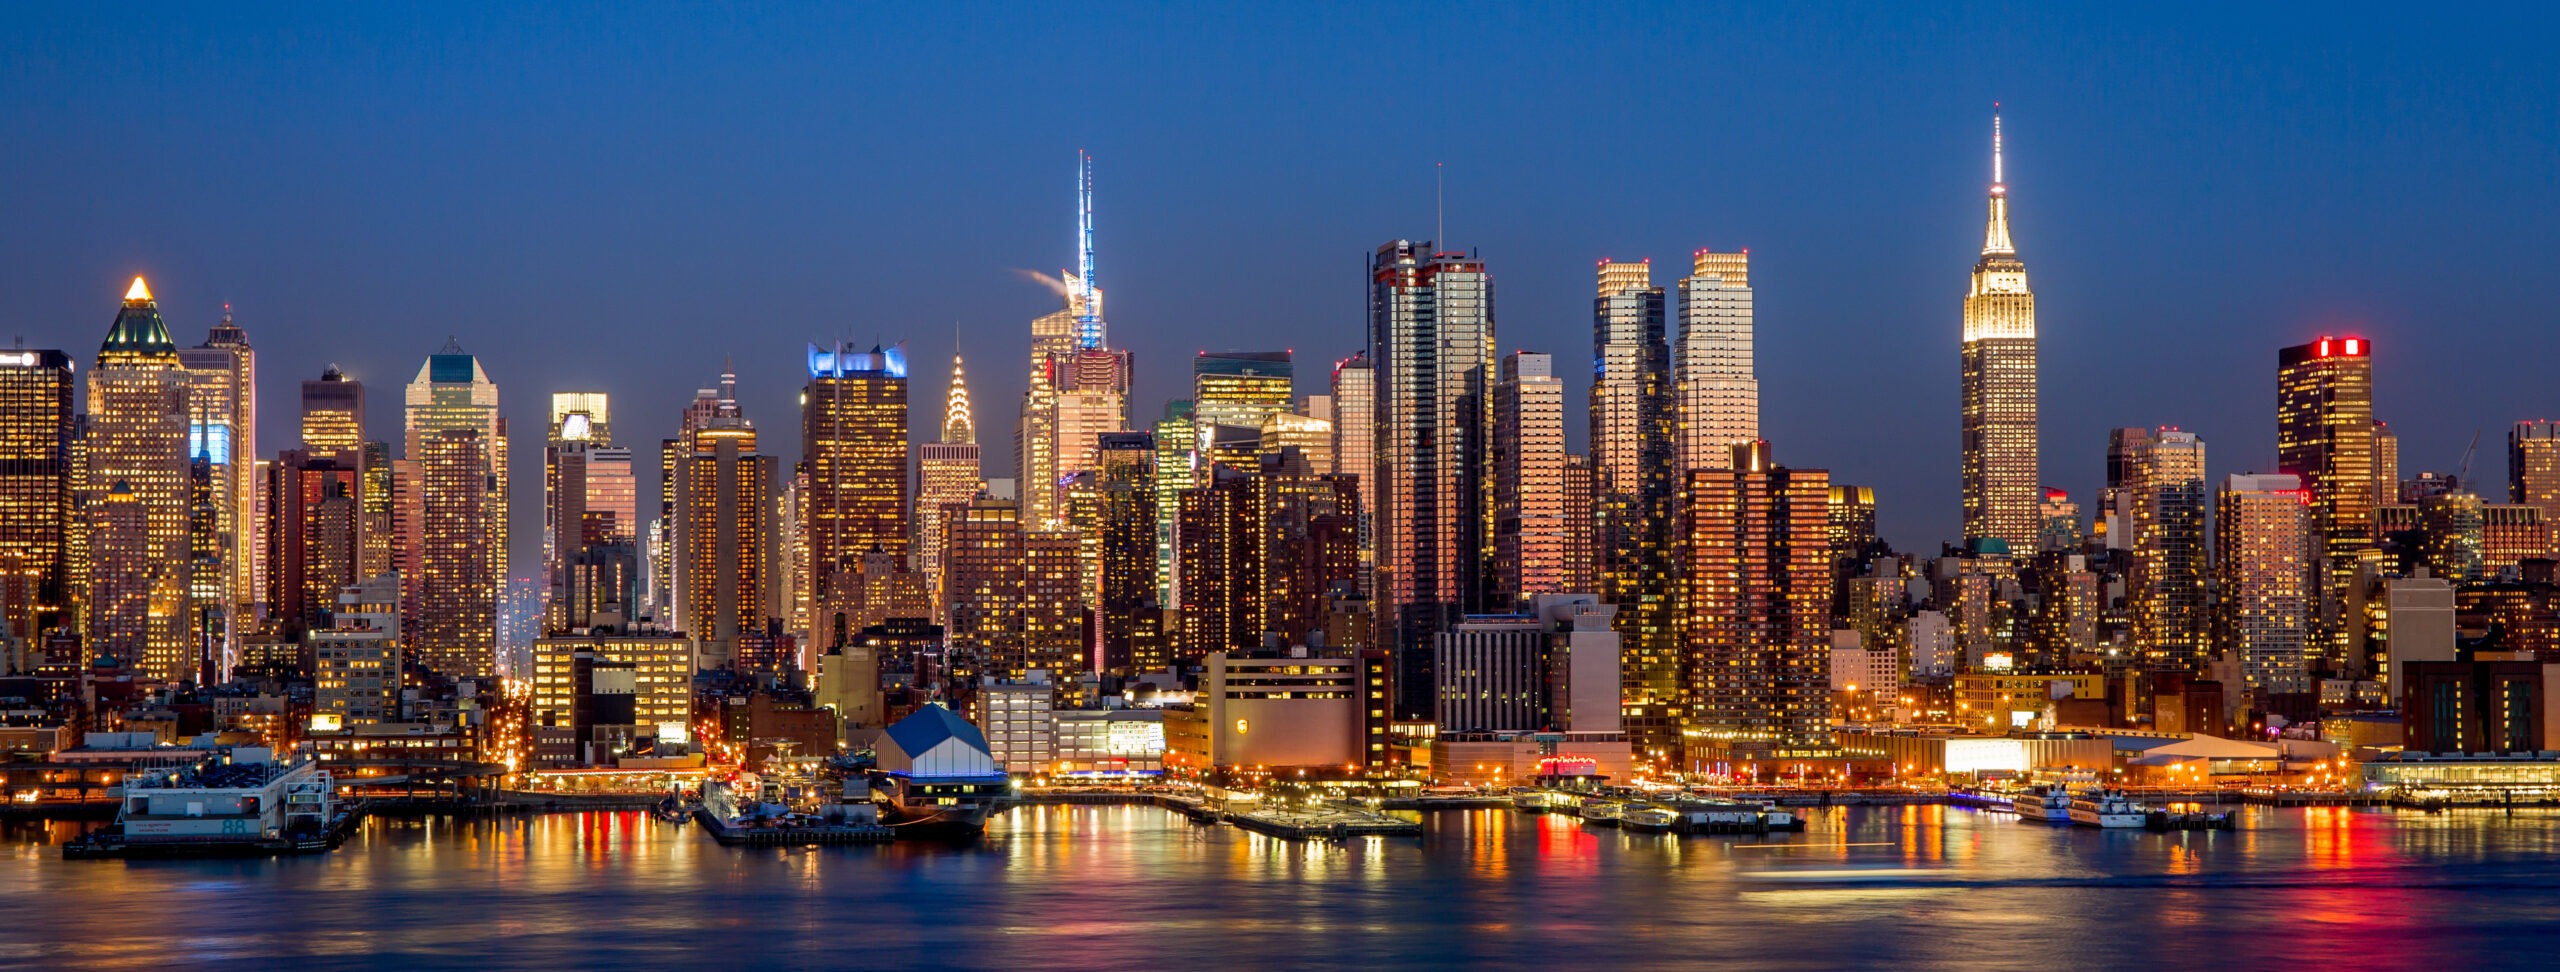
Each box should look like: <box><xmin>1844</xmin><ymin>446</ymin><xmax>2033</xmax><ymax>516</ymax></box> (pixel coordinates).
<box><xmin>1960</xmin><ymin>111</ymin><xmax>2040</xmax><ymax>554</ymax></box>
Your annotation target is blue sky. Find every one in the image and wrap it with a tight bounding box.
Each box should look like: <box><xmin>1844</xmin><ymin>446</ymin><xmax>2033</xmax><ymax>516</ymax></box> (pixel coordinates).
<box><xmin>5</xmin><ymin>3</ymin><xmax>2557</xmax><ymax>570</ymax></box>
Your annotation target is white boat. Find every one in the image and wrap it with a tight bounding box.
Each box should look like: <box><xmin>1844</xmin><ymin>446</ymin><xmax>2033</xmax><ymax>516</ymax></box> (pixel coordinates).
<box><xmin>1510</xmin><ymin>789</ymin><xmax>1554</xmax><ymax>814</ymax></box>
<box><xmin>2069</xmin><ymin>791</ymin><xmax>2149</xmax><ymax>828</ymax></box>
<box><xmin>2010</xmin><ymin>784</ymin><xmax>2078</xmax><ymax>824</ymax></box>
<box><xmin>1579</xmin><ymin>797</ymin><xmax>1624</xmax><ymax>826</ymax></box>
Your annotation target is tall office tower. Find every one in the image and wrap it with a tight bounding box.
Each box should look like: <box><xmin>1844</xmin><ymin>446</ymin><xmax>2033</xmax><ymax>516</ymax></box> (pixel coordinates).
<box><xmin>1675</xmin><ymin>250</ymin><xmax>1757</xmax><ymax>470</ymax></box>
<box><xmin>403</xmin><ymin>341</ymin><xmax>507</xmax><ymax>676</ymax></box>
<box><xmin>1193</xmin><ymin>351</ymin><xmax>1294</xmax><ymax>469</ymax></box>
<box><xmin>915</xmin><ymin>355</ymin><xmax>984</xmax><ymax>621</ymax></box>
<box><xmin>1560</xmin><ymin>454</ymin><xmax>1599</xmax><ymax>595</ymax></box>
<box><xmin>0</xmin><ymin>349</ymin><xmax>74</xmax><ymax>641</ymax></box>
<box><xmin>2217</xmin><ymin>473</ymin><xmax>2313</xmax><ymax>693</ymax></box>
<box><xmin>2510</xmin><ymin>421</ymin><xmax>2560</xmax><ymax>546</ymax></box>
<box><xmin>1094</xmin><ymin>432</ymin><xmax>1159</xmax><ymax>673</ymax></box>
<box><xmin>1174</xmin><ymin>467</ymin><xmax>1249</xmax><ymax>662</ymax></box>
<box><xmin>1827</xmin><ymin>485</ymin><xmax>1880</xmax><ymax>577</ymax></box>
<box><xmin>802</xmin><ymin>342</ymin><xmax>910</xmax><ymax>613</ymax></box>
<box><xmin>89</xmin><ymin>482</ymin><xmax>151</xmax><ymax>663</ymax></box>
<box><xmin>544</xmin><ymin>393</ymin><xmax>638</xmax><ymax>633</ymax></box>
<box><xmin>2123</xmin><ymin>428</ymin><xmax>2209</xmax><ymax>664</ymax></box>
<box><xmin>1150</xmin><ymin>400</ymin><xmax>1195</xmax><ymax>603</ymax></box>
<box><xmin>1370</xmin><ymin>239</ymin><xmax>1495</xmax><ymax>720</ymax></box>
<box><xmin>942</xmin><ymin>494</ymin><xmax>1082</xmax><ymax>684</ymax></box>
<box><xmin>944</xmin><ymin>496</ymin><xmax>1025</xmax><ymax>683</ymax></box>
<box><xmin>1960</xmin><ymin>113</ymin><xmax>2042</xmax><ymax>555</ymax></box>
<box><xmin>1259</xmin><ymin>411</ymin><xmax>1333</xmax><ymax>473</ymax></box>
<box><xmin>2372</xmin><ymin>420</ymin><xmax>2400</xmax><ymax>509</ymax></box>
<box><xmin>2277</xmin><ymin>336</ymin><xmax>2375</xmax><ymax>670</ymax></box>
<box><xmin>300</xmin><ymin>368</ymin><xmax>380</xmax><ymax>586</ymax></box>
<box><xmin>2100</xmin><ymin>426</ymin><xmax>2150</xmax><ymax>552</ymax></box>
<box><xmin>404</xmin><ymin>427</ymin><xmax>494</xmax><ymax>675</ymax></box>
<box><xmin>264</xmin><ymin>450</ymin><xmax>360</xmax><ymax>635</ymax></box>
<box><xmin>650</xmin><ymin>382</ymin><xmax>726</xmax><ymax>624</ymax></box>
<box><xmin>673</xmin><ymin>379</ymin><xmax>777</xmax><ymax>671</ymax></box>
<box><xmin>179</xmin><ymin>307</ymin><xmax>255</xmax><ymax>637</ymax></box>
<box><xmin>301</xmin><ymin>367</ymin><xmax>366</xmax><ymax>461</ymax></box>
<box><xmin>87</xmin><ymin>278</ymin><xmax>193</xmax><ymax>680</ymax></box>
<box><xmin>1588</xmin><ymin>259</ymin><xmax>1680</xmax><ymax>762</ymax></box>
<box><xmin>1013</xmin><ymin>152</ymin><xmax>1121</xmax><ymax>530</ymax></box>
<box><xmin>2038</xmin><ymin>487</ymin><xmax>2082</xmax><ymax>553</ymax></box>
<box><xmin>1329</xmin><ymin>353</ymin><xmax>1376</xmax><ymax>590</ymax></box>
<box><xmin>1493</xmin><ymin>352</ymin><xmax>1566</xmax><ymax>605</ymax></box>
<box><xmin>1677</xmin><ymin>441</ymin><xmax>1833</xmax><ymax>746</ymax></box>
<box><xmin>1174</xmin><ymin>451</ymin><xmax>1362</xmax><ymax>664</ymax></box>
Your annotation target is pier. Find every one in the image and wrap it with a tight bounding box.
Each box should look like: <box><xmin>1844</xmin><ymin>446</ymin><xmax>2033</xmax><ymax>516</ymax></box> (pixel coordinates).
<box><xmin>694</xmin><ymin>807</ymin><xmax>895</xmax><ymax>846</ymax></box>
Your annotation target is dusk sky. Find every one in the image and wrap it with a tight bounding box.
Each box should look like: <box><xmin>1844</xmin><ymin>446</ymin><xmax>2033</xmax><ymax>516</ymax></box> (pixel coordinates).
<box><xmin>5</xmin><ymin>3</ymin><xmax>2557</xmax><ymax>572</ymax></box>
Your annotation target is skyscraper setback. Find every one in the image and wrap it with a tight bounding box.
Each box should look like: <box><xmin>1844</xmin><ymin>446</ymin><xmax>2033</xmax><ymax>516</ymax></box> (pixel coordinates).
<box><xmin>1960</xmin><ymin>112</ymin><xmax>2041</xmax><ymax>554</ymax></box>
<box><xmin>1370</xmin><ymin>240</ymin><xmax>1494</xmax><ymax>719</ymax></box>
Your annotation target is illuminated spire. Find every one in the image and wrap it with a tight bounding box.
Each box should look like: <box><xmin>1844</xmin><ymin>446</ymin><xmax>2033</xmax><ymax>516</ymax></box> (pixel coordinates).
<box><xmin>1982</xmin><ymin>106</ymin><xmax>2015</xmax><ymax>257</ymax></box>
<box><xmin>1075</xmin><ymin>150</ymin><xmax>1102</xmax><ymax>350</ymax></box>
<box><xmin>125</xmin><ymin>276</ymin><xmax>152</xmax><ymax>302</ymax></box>
<box><xmin>942</xmin><ymin>353</ymin><xmax>976</xmax><ymax>444</ymax></box>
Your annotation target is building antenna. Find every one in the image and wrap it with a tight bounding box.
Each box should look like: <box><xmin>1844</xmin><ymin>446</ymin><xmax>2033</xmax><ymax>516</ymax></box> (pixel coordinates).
<box><xmin>1076</xmin><ymin>149</ymin><xmax>1101</xmax><ymax>350</ymax></box>
<box><xmin>1435</xmin><ymin>161</ymin><xmax>1445</xmax><ymax>254</ymax></box>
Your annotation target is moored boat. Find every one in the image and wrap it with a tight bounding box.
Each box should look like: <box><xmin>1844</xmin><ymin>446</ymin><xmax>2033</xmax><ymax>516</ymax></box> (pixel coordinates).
<box><xmin>1579</xmin><ymin>797</ymin><xmax>1624</xmax><ymax>826</ymax></box>
<box><xmin>2069</xmin><ymin>791</ymin><xmax>2149</xmax><ymax>828</ymax></box>
<box><xmin>1620</xmin><ymin>804</ymin><xmax>1676</xmax><ymax>833</ymax></box>
<box><xmin>2010</xmin><ymin>784</ymin><xmax>2079</xmax><ymax>824</ymax></box>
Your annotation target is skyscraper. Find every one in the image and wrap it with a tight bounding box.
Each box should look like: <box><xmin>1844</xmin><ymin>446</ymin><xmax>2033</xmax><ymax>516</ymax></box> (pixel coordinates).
<box><xmin>673</xmin><ymin>376</ymin><xmax>777</xmax><ymax>671</ymax></box>
<box><xmin>1493</xmin><ymin>351</ymin><xmax>1565</xmax><ymax>606</ymax></box>
<box><xmin>2510</xmin><ymin>420</ymin><xmax>2560</xmax><ymax>552</ymax></box>
<box><xmin>1589</xmin><ymin>259</ymin><xmax>1680</xmax><ymax>763</ymax></box>
<box><xmin>0</xmin><ymin>348</ymin><xmax>74</xmax><ymax>641</ymax></box>
<box><xmin>2277</xmin><ymin>335</ymin><xmax>2376</xmax><ymax>669</ymax></box>
<box><xmin>403</xmin><ymin>340</ymin><xmax>507</xmax><ymax>676</ymax></box>
<box><xmin>2124</xmin><ymin>428</ymin><xmax>2209</xmax><ymax>664</ymax></box>
<box><xmin>1093</xmin><ymin>431</ymin><xmax>1160</xmax><ymax>673</ymax></box>
<box><xmin>1193</xmin><ymin>351</ymin><xmax>1293</xmax><ymax>469</ymax></box>
<box><xmin>1677</xmin><ymin>441</ymin><xmax>1833</xmax><ymax>747</ymax></box>
<box><xmin>1675</xmin><ymin>250</ymin><xmax>1757</xmax><ymax>471</ymax></box>
<box><xmin>1328</xmin><ymin>353</ymin><xmax>1375</xmax><ymax>594</ymax></box>
<box><xmin>179</xmin><ymin>307</ymin><xmax>254</xmax><ymax>642</ymax></box>
<box><xmin>1017</xmin><ymin>152</ymin><xmax>1127</xmax><ymax>530</ymax></box>
<box><xmin>1960</xmin><ymin>112</ymin><xmax>2041</xmax><ymax>554</ymax></box>
<box><xmin>544</xmin><ymin>392</ymin><xmax>637</xmax><ymax>633</ymax></box>
<box><xmin>2217</xmin><ymin>473</ymin><xmax>2313</xmax><ymax>692</ymax></box>
<box><xmin>802</xmin><ymin>342</ymin><xmax>910</xmax><ymax>613</ymax></box>
<box><xmin>300</xmin><ymin>367</ymin><xmax>366</xmax><ymax>462</ymax></box>
<box><xmin>1370</xmin><ymin>240</ymin><xmax>1494</xmax><ymax>719</ymax></box>
<box><xmin>1150</xmin><ymin>400</ymin><xmax>1195</xmax><ymax>606</ymax></box>
<box><xmin>916</xmin><ymin>354</ymin><xmax>984</xmax><ymax>622</ymax></box>
<box><xmin>87</xmin><ymin>278</ymin><xmax>193</xmax><ymax>680</ymax></box>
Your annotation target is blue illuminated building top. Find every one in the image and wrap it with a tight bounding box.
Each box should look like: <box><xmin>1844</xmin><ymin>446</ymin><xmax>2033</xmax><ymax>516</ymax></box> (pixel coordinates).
<box><xmin>807</xmin><ymin>341</ymin><xmax>908</xmax><ymax>380</ymax></box>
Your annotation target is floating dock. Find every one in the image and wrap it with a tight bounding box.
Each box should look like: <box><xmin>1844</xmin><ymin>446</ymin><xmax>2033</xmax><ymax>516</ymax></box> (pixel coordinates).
<box><xmin>1230</xmin><ymin>806</ymin><xmax>1422</xmax><ymax>840</ymax></box>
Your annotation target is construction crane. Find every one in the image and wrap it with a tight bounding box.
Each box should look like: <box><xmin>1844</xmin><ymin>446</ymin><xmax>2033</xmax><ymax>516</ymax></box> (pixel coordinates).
<box><xmin>2457</xmin><ymin>429</ymin><xmax>2482</xmax><ymax>489</ymax></box>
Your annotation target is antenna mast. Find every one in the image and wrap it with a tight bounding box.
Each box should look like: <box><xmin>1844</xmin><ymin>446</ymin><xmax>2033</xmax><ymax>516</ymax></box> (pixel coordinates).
<box><xmin>1076</xmin><ymin>150</ymin><xmax>1101</xmax><ymax>350</ymax></box>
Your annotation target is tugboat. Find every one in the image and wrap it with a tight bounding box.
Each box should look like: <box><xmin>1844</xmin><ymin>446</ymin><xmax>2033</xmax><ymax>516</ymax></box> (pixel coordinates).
<box><xmin>870</xmin><ymin>705</ymin><xmax>1011</xmax><ymax>839</ymax></box>
<box><xmin>2069</xmin><ymin>790</ymin><xmax>2150</xmax><ymax>828</ymax></box>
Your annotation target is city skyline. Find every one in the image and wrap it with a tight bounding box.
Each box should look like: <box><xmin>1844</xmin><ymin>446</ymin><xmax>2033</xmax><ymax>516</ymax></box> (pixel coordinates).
<box><xmin>6</xmin><ymin>5</ymin><xmax>2558</xmax><ymax>568</ymax></box>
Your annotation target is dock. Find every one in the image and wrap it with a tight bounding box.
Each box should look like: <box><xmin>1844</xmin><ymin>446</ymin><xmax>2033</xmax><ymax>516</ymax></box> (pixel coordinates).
<box><xmin>694</xmin><ymin>807</ymin><xmax>895</xmax><ymax>846</ymax></box>
<box><xmin>1230</xmin><ymin>805</ymin><xmax>1423</xmax><ymax>840</ymax></box>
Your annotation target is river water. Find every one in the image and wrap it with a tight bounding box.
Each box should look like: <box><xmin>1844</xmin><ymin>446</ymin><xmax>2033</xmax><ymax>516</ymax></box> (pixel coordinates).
<box><xmin>7</xmin><ymin>804</ymin><xmax>2558</xmax><ymax>970</ymax></box>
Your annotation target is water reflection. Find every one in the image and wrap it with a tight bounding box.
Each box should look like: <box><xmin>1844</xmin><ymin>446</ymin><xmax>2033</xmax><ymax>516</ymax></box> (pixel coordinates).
<box><xmin>6</xmin><ymin>805</ymin><xmax>2560</xmax><ymax>968</ymax></box>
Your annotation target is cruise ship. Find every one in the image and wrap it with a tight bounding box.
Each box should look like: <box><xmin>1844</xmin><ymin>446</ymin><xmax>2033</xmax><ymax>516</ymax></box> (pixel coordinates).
<box><xmin>870</xmin><ymin>705</ymin><xmax>1011</xmax><ymax>839</ymax></box>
